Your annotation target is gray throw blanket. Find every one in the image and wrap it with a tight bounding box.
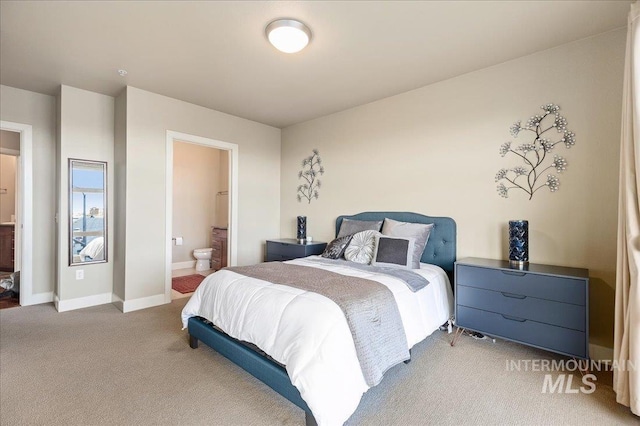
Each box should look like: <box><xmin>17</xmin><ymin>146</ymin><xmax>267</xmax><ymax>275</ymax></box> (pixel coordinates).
<box><xmin>225</xmin><ymin>262</ymin><xmax>409</xmax><ymax>387</ymax></box>
<box><xmin>305</xmin><ymin>257</ymin><xmax>430</xmax><ymax>292</ymax></box>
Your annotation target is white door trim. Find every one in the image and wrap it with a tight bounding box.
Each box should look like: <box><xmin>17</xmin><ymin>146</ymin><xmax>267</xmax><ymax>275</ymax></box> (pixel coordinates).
<box><xmin>165</xmin><ymin>130</ymin><xmax>239</xmax><ymax>303</ymax></box>
<box><xmin>0</xmin><ymin>121</ymin><xmax>33</xmax><ymax>306</ymax></box>
<box><xmin>0</xmin><ymin>148</ymin><xmax>20</xmax><ymax>156</ymax></box>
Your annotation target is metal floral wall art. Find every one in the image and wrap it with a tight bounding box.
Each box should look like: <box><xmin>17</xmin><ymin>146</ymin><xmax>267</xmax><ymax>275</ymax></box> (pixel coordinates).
<box><xmin>495</xmin><ymin>103</ymin><xmax>576</xmax><ymax>200</ymax></box>
<box><xmin>297</xmin><ymin>149</ymin><xmax>324</xmax><ymax>203</ymax></box>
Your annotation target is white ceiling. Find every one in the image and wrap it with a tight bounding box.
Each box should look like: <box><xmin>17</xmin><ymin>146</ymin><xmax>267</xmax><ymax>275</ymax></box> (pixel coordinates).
<box><xmin>0</xmin><ymin>1</ymin><xmax>631</xmax><ymax>128</ymax></box>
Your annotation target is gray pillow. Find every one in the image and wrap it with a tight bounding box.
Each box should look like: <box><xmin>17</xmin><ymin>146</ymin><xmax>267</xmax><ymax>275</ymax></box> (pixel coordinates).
<box><xmin>321</xmin><ymin>235</ymin><xmax>353</xmax><ymax>259</ymax></box>
<box><xmin>344</xmin><ymin>230</ymin><xmax>380</xmax><ymax>264</ymax></box>
<box><xmin>381</xmin><ymin>218</ymin><xmax>434</xmax><ymax>269</ymax></box>
<box><xmin>371</xmin><ymin>235</ymin><xmax>415</xmax><ymax>269</ymax></box>
<box><xmin>337</xmin><ymin>218</ymin><xmax>383</xmax><ymax>238</ymax></box>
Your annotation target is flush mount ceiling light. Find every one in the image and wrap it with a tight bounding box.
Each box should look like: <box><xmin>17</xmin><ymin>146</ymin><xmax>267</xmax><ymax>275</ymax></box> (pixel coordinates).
<box><xmin>265</xmin><ymin>19</ymin><xmax>312</xmax><ymax>53</ymax></box>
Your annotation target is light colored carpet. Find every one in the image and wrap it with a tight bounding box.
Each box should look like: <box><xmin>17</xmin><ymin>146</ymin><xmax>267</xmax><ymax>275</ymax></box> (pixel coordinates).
<box><xmin>1</xmin><ymin>299</ymin><xmax>637</xmax><ymax>426</ymax></box>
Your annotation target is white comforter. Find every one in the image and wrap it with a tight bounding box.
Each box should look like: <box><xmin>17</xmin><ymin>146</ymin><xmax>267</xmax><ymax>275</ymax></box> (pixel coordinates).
<box><xmin>181</xmin><ymin>257</ymin><xmax>453</xmax><ymax>425</ymax></box>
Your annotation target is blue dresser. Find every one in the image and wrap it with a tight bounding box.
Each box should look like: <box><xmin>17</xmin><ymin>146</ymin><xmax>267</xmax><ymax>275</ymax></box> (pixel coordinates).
<box><xmin>455</xmin><ymin>257</ymin><xmax>589</xmax><ymax>359</ymax></box>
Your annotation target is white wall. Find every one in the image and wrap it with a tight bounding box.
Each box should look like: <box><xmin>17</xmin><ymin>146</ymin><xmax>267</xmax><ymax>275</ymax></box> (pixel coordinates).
<box><xmin>172</xmin><ymin>142</ymin><xmax>221</xmax><ymax>264</ymax></box>
<box><xmin>121</xmin><ymin>86</ymin><xmax>280</xmax><ymax>304</ymax></box>
<box><xmin>56</xmin><ymin>85</ymin><xmax>114</xmax><ymax>307</ymax></box>
<box><xmin>0</xmin><ymin>85</ymin><xmax>56</xmax><ymax>296</ymax></box>
<box><xmin>0</xmin><ymin>155</ymin><xmax>16</xmax><ymax>223</ymax></box>
<box><xmin>280</xmin><ymin>29</ymin><xmax>626</xmax><ymax>349</ymax></box>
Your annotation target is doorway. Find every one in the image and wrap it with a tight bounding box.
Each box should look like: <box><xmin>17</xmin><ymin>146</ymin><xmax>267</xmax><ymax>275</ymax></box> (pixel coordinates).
<box><xmin>0</xmin><ymin>122</ymin><xmax>33</xmax><ymax>308</ymax></box>
<box><xmin>170</xmin><ymin>141</ymin><xmax>227</xmax><ymax>300</ymax></box>
<box><xmin>164</xmin><ymin>131</ymin><xmax>238</xmax><ymax>303</ymax></box>
<box><xmin>0</xmin><ymin>134</ymin><xmax>19</xmax><ymax>308</ymax></box>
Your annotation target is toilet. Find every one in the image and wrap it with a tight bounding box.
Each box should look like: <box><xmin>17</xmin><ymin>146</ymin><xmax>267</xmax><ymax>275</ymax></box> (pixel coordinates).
<box><xmin>193</xmin><ymin>248</ymin><xmax>213</xmax><ymax>271</ymax></box>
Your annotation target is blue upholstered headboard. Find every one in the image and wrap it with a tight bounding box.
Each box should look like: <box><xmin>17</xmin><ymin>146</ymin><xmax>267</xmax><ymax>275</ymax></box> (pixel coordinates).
<box><xmin>335</xmin><ymin>212</ymin><xmax>457</xmax><ymax>279</ymax></box>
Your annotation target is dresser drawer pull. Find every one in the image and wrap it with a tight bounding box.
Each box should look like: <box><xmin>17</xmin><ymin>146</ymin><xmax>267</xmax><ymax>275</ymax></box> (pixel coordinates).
<box><xmin>501</xmin><ymin>314</ymin><xmax>527</xmax><ymax>322</ymax></box>
<box><xmin>501</xmin><ymin>270</ymin><xmax>526</xmax><ymax>277</ymax></box>
<box><xmin>500</xmin><ymin>292</ymin><xmax>526</xmax><ymax>299</ymax></box>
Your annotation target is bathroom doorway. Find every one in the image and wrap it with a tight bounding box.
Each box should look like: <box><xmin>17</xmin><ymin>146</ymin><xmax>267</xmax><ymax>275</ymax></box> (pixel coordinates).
<box><xmin>164</xmin><ymin>131</ymin><xmax>238</xmax><ymax>302</ymax></box>
<box><xmin>0</xmin><ymin>131</ymin><xmax>19</xmax><ymax>308</ymax></box>
<box><xmin>0</xmin><ymin>122</ymin><xmax>33</xmax><ymax>309</ymax></box>
<box><xmin>170</xmin><ymin>141</ymin><xmax>227</xmax><ymax>299</ymax></box>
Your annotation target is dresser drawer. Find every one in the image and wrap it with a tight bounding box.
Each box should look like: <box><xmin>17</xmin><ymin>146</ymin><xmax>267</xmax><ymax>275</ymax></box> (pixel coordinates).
<box><xmin>457</xmin><ymin>305</ymin><xmax>587</xmax><ymax>358</ymax></box>
<box><xmin>456</xmin><ymin>265</ymin><xmax>585</xmax><ymax>305</ymax></box>
<box><xmin>456</xmin><ymin>285</ymin><xmax>586</xmax><ymax>331</ymax></box>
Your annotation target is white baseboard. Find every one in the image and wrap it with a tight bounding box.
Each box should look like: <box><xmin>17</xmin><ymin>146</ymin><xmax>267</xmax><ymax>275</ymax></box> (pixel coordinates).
<box><xmin>22</xmin><ymin>291</ymin><xmax>54</xmax><ymax>306</ymax></box>
<box><xmin>590</xmin><ymin>343</ymin><xmax>614</xmax><ymax>362</ymax></box>
<box><xmin>122</xmin><ymin>293</ymin><xmax>167</xmax><ymax>313</ymax></box>
<box><xmin>172</xmin><ymin>260</ymin><xmax>196</xmax><ymax>270</ymax></box>
<box><xmin>111</xmin><ymin>293</ymin><xmax>124</xmax><ymax>312</ymax></box>
<box><xmin>55</xmin><ymin>292</ymin><xmax>112</xmax><ymax>312</ymax></box>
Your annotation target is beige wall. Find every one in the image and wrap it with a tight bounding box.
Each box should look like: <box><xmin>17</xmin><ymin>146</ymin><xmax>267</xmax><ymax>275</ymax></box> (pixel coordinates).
<box><xmin>0</xmin><ymin>130</ymin><xmax>20</xmax><ymax>151</ymax></box>
<box><xmin>57</xmin><ymin>85</ymin><xmax>114</xmax><ymax>302</ymax></box>
<box><xmin>215</xmin><ymin>153</ymin><xmax>230</xmax><ymax>228</ymax></box>
<box><xmin>113</xmin><ymin>89</ymin><xmax>127</xmax><ymax>303</ymax></box>
<box><xmin>172</xmin><ymin>142</ymin><xmax>221</xmax><ymax>264</ymax></box>
<box><xmin>281</xmin><ymin>29</ymin><xmax>626</xmax><ymax>349</ymax></box>
<box><xmin>0</xmin><ymin>131</ymin><xmax>20</xmax><ymax>224</ymax></box>
<box><xmin>0</xmin><ymin>155</ymin><xmax>16</xmax><ymax>223</ymax></box>
<box><xmin>122</xmin><ymin>87</ymin><xmax>280</xmax><ymax>302</ymax></box>
<box><xmin>0</xmin><ymin>85</ymin><xmax>56</xmax><ymax>296</ymax></box>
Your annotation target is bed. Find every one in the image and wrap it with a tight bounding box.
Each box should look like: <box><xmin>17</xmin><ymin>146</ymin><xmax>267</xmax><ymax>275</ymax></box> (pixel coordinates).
<box><xmin>182</xmin><ymin>211</ymin><xmax>456</xmax><ymax>425</ymax></box>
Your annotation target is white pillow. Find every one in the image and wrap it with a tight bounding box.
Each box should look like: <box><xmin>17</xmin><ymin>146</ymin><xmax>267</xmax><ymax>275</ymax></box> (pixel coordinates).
<box><xmin>344</xmin><ymin>230</ymin><xmax>380</xmax><ymax>264</ymax></box>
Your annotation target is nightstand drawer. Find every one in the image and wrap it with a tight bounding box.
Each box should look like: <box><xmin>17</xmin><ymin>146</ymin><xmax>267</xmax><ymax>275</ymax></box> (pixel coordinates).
<box><xmin>456</xmin><ymin>285</ymin><xmax>586</xmax><ymax>331</ymax></box>
<box><xmin>265</xmin><ymin>239</ymin><xmax>327</xmax><ymax>262</ymax></box>
<box><xmin>267</xmin><ymin>241</ymin><xmax>302</xmax><ymax>257</ymax></box>
<box><xmin>457</xmin><ymin>305</ymin><xmax>587</xmax><ymax>358</ymax></box>
<box><xmin>266</xmin><ymin>253</ymin><xmax>294</xmax><ymax>262</ymax></box>
<box><xmin>456</xmin><ymin>265</ymin><xmax>585</xmax><ymax>305</ymax></box>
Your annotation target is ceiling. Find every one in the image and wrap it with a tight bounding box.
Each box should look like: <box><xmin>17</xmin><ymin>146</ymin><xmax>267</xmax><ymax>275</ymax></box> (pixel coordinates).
<box><xmin>0</xmin><ymin>1</ymin><xmax>631</xmax><ymax>128</ymax></box>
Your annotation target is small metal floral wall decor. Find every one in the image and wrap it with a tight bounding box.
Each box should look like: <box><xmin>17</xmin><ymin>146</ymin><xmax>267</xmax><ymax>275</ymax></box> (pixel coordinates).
<box><xmin>496</xmin><ymin>103</ymin><xmax>576</xmax><ymax>200</ymax></box>
<box><xmin>297</xmin><ymin>149</ymin><xmax>324</xmax><ymax>203</ymax></box>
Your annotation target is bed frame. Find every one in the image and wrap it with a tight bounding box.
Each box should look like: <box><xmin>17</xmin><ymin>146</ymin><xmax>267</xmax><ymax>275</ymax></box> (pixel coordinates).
<box><xmin>188</xmin><ymin>211</ymin><xmax>456</xmax><ymax>425</ymax></box>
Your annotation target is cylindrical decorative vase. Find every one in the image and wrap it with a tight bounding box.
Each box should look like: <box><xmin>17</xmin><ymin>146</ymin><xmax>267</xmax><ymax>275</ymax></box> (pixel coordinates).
<box><xmin>297</xmin><ymin>216</ymin><xmax>307</xmax><ymax>242</ymax></box>
<box><xmin>508</xmin><ymin>220</ymin><xmax>529</xmax><ymax>266</ymax></box>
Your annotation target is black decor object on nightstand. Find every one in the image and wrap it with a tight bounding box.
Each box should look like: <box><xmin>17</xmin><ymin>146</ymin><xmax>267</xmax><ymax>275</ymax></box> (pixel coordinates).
<box><xmin>296</xmin><ymin>216</ymin><xmax>307</xmax><ymax>241</ymax></box>
<box><xmin>453</xmin><ymin>257</ymin><xmax>589</xmax><ymax>359</ymax></box>
<box><xmin>266</xmin><ymin>239</ymin><xmax>327</xmax><ymax>262</ymax></box>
